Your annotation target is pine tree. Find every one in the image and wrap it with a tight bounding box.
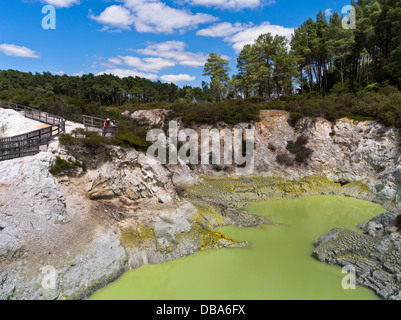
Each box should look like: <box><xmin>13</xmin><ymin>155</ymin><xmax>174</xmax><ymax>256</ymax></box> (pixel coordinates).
<box><xmin>203</xmin><ymin>53</ymin><xmax>231</xmax><ymax>101</ymax></box>
<box><xmin>328</xmin><ymin>12</ymin><xmax>355</xmax><ymax>87</ymax></box>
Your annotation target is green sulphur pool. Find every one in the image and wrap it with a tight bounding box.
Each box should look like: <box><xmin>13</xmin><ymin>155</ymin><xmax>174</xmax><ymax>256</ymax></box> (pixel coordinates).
<box><xmin>90</xmin><ymin>195</ymin><xmax>385</xmax><ymax>300</ymax></box>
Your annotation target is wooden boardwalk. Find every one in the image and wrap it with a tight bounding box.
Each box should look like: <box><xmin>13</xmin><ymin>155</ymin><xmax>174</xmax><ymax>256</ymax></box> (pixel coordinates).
<box><xmin>83</xmin><ymin>115</ymin><xmax>118</xmax><ymax>137</ymax></box>
<box><xmin>0</xmin><ymin>102</ymin><xmax>66</xmax><ymax>161</ymax></box>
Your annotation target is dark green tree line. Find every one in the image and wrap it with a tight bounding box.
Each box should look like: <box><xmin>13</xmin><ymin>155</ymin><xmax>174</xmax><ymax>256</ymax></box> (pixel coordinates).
<box><xmin>0</xmin><ymin>70</ymin><xmax>213</xmax><ymax>106</ymax></box>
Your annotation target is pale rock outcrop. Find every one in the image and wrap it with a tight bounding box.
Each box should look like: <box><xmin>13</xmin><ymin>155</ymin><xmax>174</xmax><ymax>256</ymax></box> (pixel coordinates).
<box><xmin>254</xmin><ymin>112</ymin><xmax>399</xmax><ymax>181</ymax></box>
<box><xmin>119</xmin><ymin>201</ymin><xmax>198</xmax><ymax>270</ymax></box>
<box><xmin>0</xmin><ymin>230</ymin><xmax>128</xmax><ymax>300</ymax></box>
<box><xmin>87</xmin><ymin>148</ymin><xmax>176</xmax><ymax>204</ymax></box>
<box><xmin>125</xmin><ymin>108</ymin><xmax>401</xmax><ymax>202</ymax></box>
<box><xmin>129</xmin><ymin>109</ymin><xmax>168</xmax><ymax>127</ymax></box>
<box><xmin>0</xmin><ymin>152</ymin><xmax>66</xmax><ymax>223</ymax></box>
<box><xmin>56</xmin><ymin>230</ymin><xmax>128</xmax><ymax>300</ymax></box>
<box><xmin>166</xmin><ymin>157</ymin><xmax>200</xmax><ymax>186</ymax></box>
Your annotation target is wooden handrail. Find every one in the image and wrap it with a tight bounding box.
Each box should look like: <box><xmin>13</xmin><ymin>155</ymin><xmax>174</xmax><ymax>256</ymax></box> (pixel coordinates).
<box><xmin>0</xmin><ymin>101</ymin><xmax>65</xmax><ymax>130</ymax></box>
<box><xmin>83</xmin><ymin>115</ymin><xmax>105</xmax><ymax>129</ymax></box>
<box><xmin>0</xmin><ymin>102</ymin><xmax>66</xmax><ymax>161</ymax></box>
<box><xmin>83</xmin><ymin>115</ymin><xmax>118</xmax><ymax>137</ymax></box>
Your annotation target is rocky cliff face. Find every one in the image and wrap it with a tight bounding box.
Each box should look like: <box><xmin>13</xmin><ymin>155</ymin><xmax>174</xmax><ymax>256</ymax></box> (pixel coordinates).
<box><xmin>87</xmin><ymin>148</ymin><xmax>176</xmax><ymax>204</ymax></box>
<box><xmin>140</xmin><ymin>109</ymin><xmax>400</xmax><ymax>205</ymax></box>
<box><xmin>0</xmin><ymin>136</ymin><xmax>249</xmax><ymax>300</ymax></box>
<box><xmin>1</xmin><ymin>109</ymin><xmax>401</xmax><ymax>300</ymax></box>
<box><xmin>254</xmin><ymin>111</ymin><xmax>400</xmax><ymax>204</ymax></box>
<box><xmin>255</xmin><ymin>110</ymin><xmax>399</xmax><ymax>178</ymax></box>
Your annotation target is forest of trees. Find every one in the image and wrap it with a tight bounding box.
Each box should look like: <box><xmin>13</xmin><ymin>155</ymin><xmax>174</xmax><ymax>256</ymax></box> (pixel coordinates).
<box><xmin>0</xmin><ymin>0</ymin><xmax>400</xmax><ymax>131</ymax></box>
<box><xmin>203</xmin><ymin>0</ymin><xmax>401</xmax><ymax>100</ymax></box>
<box><xmin>1</xmin><ymin>0</ymin><xmax>399</xmax><ymax>107</ymax></box>
<box><xmin>0</xmin><ymin>70</ymin><xmax>215</xmax><ymax>106</ymax></box>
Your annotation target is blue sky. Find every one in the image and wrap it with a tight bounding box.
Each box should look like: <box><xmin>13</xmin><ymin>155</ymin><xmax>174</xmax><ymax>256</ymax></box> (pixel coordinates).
<box><xmin>0</xmin><ymin>0</ymin><xmax>351</xmax><ymax>87</ymax></box>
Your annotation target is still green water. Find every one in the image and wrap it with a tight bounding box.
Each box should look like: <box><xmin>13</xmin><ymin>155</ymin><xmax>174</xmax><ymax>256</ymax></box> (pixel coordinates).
<box><xmin>90</xmin><ymin>195</ymin><xmax>385</xmax><ymax>300</ymax></box>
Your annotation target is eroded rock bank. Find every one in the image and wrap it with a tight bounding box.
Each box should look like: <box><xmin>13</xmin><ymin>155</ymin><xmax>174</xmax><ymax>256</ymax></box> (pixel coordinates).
<box><xmin>1</xmin><ymin>109</ymin><xmax>401</xmax><ymax>300</ymax></box>
<box><xmin>131</xmin><ymin>108</ymin><xmax>401</xmax><ymax>204</ymax></box>
<box><xmin>313</xmin><ymin>211</ymin><xmax>401</xmax><ymax>300</ymax></box>
<box><xmin>0</xmin><ymin>141</ymin><xmax>256</xmax><ymax>300</ymax></box>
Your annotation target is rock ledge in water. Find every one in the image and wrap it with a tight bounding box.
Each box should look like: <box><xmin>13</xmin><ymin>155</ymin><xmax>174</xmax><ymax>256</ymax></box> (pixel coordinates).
<box><xmin>313</xmin><ymin>218</ymin><xmax>401</xmax><ymax>300</ymax></box>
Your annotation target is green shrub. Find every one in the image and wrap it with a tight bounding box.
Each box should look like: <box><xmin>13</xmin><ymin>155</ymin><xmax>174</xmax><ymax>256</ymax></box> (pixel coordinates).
<box><xmin>365</xmin><ymin>83</ymin><xmax>380</xmax><ymax>92</ymax></box>
<box><xmin>113</xmin><ymin>132</ymin><xmax>150</xmax><ymax>150</ymax></box>
<box><xmin>59</xmin><ymin>131</ymin><xmax>108</xmax><ymax>152</ymax></box>
<box><xmin>50</xmin><ymin>156</ymin><xmax>82</xmax><ymax>176</ymax></box>
<box><xmin>168</xmin><ymin>99</ymin><xmax>260</xmax><ymax>126</ymax></box>
<box><xmin>58</xmin><ymin>131</ymin><xmax>112</xmax><ymax>168</ymax></box>
<box><xmin>59</xmin><ymin>133</ymin><xmax>75</xmax><ymax>146</ymax></box>
<box><xmin>71</xmin><ymin>128</ymin><xmax>86</xmax><ymax>138</ymax></box>
<box><xmin>295</xmin><ymin>135</ymin><xmax>309</xmax><ymax>146</ymax></box>
<box><xmin>82</xmin><ymin>131</ymin><xmax>107</xmax><ymax>150</ymax></box>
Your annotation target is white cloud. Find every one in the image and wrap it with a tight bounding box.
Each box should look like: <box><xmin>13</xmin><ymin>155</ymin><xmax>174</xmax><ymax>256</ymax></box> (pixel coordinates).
<box><xmin>325</xmin><ymin>8</ymin><xmax>333</xmax><ymax>16</ymax></box>
<box><xmin>186</xmin><ymin>0</ymin><xmax>268</xmax><ymax>10</ymax></box>
<box><xmin>90</xmin><ymin>0</ymin><xmax>217</xmax><ymax>33</ymax></box>
<box><xmin>161</xmin><ymin>74</ymin><xmax>196</xmax><ymax>83</ymax></box>
<box><xmin>99</xmin><ymin>41</ymin><xmax>206</xmax><ymax>80</ymax></box>
<box><xmin>98</xmin><ymin>68</ymin><xmax>158</xmax><ymax>80</ymax></box>
<box><xmin>198</xmin><ymin>21</ymin><xmax>294</xmax><ymax>52</ymax></box>
<box><xmin>42</xmin><ymin>0</ymin><xmax>80</xmax><ymax>8</ymax></box>
<box><xmin>135</xmin><ymin>41</ymin><xmax>207</xmax><ymax>67</ymax></box>
<box><xmin>74</xmin><ymin>71</ymin><xmax>85</xmax><ymax>77</ymax></box>
<box><xmin>90</xmin><ymin>5</ymin><xmax>135</xmax><ymax>30</ymax></box>
<box><xmin>55</xmin><ymin>71</ymin><xmax>65</xmax><ymax>75</ymax></box>
<box><xmin>108</xmin><ymin>57</ymin><xmax>124</xmax><ymax>65</ymax></box>
<box><xmin>114</xmin><ymin>56</ymin><xmax>176</xmax><ymax>72</ymax></box>
<box><xmin>0</xmin><ymin>44</ymin><xmax>40</xmax><ymax>58</ymax></box>
<box><xmin>131</xmin><ymin>1</ymin><xmax>217</xmax><ymax>33</ymax></box>
<box><xmin>196</xmin><ymin>22</ymin><xmax>246</xmax><ymax>37</ymax></box>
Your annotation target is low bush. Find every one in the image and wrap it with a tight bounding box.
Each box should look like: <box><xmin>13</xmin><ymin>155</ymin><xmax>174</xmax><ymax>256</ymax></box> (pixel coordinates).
<box><xmin>50</xmin><ymin>156</ymin><xmax>83</xmax><ymax>176</ymax></box>
<box><xmin>112</xmin><ymin>131</ymin><xmax>149</xmax><ymax>149</ymax></box>
<box><xmin>59</xmin><ymin>133</ymin><xmax>75</xmax><ymax>146</ymax></box>
<box><xmin>168</xmin><ymin>99</ymin><xmax>261</xmax><ymax>126</ymax></box>
<box><xmin>81</xmin><ymin>131</ymin><xmax>107</xmax><ymax>151</ymax></box>
<box><xmin>58</xmin><ymin>131</ymin><xmax>112</xmax><ymax>168</ymax></box>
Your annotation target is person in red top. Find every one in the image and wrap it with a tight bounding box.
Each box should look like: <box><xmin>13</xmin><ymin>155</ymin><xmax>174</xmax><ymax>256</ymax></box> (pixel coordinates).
<box><xmin>102</xmin><ymin>118</ymin><xmax>111</xmax><ymax>136</ymax></box>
